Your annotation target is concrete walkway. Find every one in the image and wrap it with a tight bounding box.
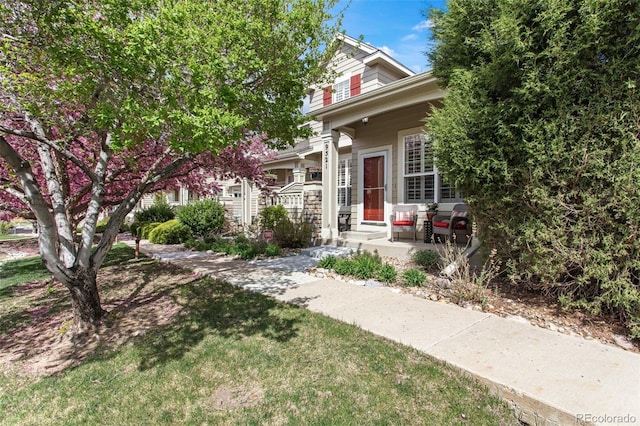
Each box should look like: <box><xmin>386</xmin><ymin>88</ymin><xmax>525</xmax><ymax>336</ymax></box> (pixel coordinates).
<box><xmin>128</xmin><ymin>240</ymin><xmax>640</xmax><ymax>426</ymax></box>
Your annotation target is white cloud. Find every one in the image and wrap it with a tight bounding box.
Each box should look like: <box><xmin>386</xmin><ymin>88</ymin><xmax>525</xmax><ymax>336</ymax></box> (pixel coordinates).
<box><xmin>401</xmin><ymin>34</ymin><xmax>418</xmax><ymax>42</ymax></box>
<box><xmin>412</xmin><ymin>19</ymin><xmax>433</xmax><ymax>32</ymax></box>
<box><xmin>380</xmin><ymin>45</ymin><xmax>396</xmax><ymax>57</ymax></box>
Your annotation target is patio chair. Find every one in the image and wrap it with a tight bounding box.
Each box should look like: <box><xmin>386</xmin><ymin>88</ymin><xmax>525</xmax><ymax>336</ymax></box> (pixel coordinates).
<box><xmin>390</xmin><ymin>204</ymin><xmax>418</xmax><ymax>242</ymax></box>
<box><xmin>432</xmin><ymin>204</ymin><xmax>470</xmax><ymax>243</ymax></box>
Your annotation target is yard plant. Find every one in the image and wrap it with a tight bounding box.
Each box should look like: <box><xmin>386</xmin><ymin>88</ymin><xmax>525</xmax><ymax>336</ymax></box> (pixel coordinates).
<box><xmin>176</xmin><ymin>199</ymin><xmax>225</xmax><ymax>237</ymax></box>
<box><xmin>0</xmin><ymin>0</ymin><xmax>343</xmax><ymax>338</ymax></box>
<box><xmin>428</xmin><ymin>0</ymin><xmax>640</xmax><ymax>337</ymax></box>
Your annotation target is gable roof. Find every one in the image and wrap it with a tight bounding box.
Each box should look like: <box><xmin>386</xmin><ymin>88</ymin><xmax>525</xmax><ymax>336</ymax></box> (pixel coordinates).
<box><xmin>336</xmin><ymin>33</ymin><xmax>415</xmax><ymax>79</ymax></box>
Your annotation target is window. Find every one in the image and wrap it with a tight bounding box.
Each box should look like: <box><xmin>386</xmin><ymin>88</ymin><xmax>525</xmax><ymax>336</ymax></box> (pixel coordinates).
<box><xmin>337</xmin><ymin>158</ymin><xmax>351</xmax><ymax>206</ymax></box>
<box><xmin>168</xmin><ymin>189</ymin><xmax>180</xmax><ymax>203</ymax></box>
<box><xmin>403</xmin><ymin>133</ymin><xmax>462</xmax><ymax>203</ymax></box>
<box><xmin>334</xmin><ymin>79</ymin><xmax>350</xmax><ymax>103</ymax></box>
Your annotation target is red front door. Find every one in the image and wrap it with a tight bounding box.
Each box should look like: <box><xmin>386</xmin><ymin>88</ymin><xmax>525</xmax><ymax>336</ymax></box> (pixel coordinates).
<box><xmin>363</xmin><ymin>155</ymin><xmax>385</xmax><ymax>221</ymax></box>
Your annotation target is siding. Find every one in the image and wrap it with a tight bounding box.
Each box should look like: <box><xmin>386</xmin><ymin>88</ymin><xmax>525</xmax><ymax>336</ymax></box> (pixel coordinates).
<box><xmin>351</xmin><ymin>103</ymin><xmax>434</xmax><ymax>206</ymax></box>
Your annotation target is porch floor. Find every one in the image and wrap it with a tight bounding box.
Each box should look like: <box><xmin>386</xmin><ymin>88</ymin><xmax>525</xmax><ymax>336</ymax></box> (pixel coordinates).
<box><xmin>337</xmin><ymin>234</ymin><xmax>478</xmax><ymax>262</ymax></box>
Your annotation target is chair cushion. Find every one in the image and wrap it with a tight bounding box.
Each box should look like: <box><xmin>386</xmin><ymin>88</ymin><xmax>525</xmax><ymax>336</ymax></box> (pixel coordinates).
<box><xmin>393</xmin><ymin>220</ymin><xmax>414</xmax><ymax>226</ymax></box>
<box><xmin>433</xmin><ymin>220</ymin><xmax>467</xmax><ymax>229</ymax></box>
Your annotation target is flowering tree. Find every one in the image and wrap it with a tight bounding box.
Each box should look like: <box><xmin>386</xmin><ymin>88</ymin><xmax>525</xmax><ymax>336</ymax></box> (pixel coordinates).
<box><xmin>0</xmin><ymin>0</ymin><xmax>341</xmax><ymax>336</ymax></box>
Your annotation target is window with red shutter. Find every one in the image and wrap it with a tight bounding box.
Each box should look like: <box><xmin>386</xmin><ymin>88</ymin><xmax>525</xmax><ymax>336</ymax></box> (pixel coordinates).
<box><xmin>323</xmin><ymin>86</ymin><xmax>332</xmax><ymax>106</ymax></box>
<box><xmin>350</xmin><ymin>74</ymin><xmax>361</xmax><ymax>97</ymax></box>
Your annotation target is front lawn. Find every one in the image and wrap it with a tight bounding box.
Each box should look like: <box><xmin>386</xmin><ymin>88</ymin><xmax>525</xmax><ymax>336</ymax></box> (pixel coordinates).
<box><xmin>0</xmin><ymin>245</ymin><xmax>517</xmax><ymax>425</ymax></box>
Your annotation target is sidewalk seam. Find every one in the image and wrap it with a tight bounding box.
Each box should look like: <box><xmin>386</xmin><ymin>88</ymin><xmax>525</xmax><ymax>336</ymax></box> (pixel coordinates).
<box><xmin>425</xmin><ymin>314</ymin><xmax>492</xmax><ymax>350</ymax></box>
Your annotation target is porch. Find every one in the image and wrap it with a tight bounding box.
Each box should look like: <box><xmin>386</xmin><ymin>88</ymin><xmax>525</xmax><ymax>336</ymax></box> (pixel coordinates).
<box><xmin>336</xmin><ymin>231</ymin><xmax>479</xmax><ymax>263</ymax></box>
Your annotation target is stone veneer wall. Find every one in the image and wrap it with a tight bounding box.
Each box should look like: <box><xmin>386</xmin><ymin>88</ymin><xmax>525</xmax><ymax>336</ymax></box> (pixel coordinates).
<box><xmin>303</xmin><ymin>189</ymin><xmax>322</xmax><ymax>239</ymax></box>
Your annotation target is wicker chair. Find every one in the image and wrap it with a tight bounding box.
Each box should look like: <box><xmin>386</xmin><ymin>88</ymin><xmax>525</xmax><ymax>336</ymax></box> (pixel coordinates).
<box><xmin>432</xmin><ymin>203</ymin><xmax>470</xmax><ymax>243</ymax></box>
<box><xmin>390</xmin><ymin>204</ymin><xmax>418</xmax><ymax>242</ymax></box>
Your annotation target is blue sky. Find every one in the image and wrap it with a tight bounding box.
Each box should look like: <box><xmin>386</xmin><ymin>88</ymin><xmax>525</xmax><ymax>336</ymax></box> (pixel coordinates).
<box><xmin>333</xmin><ymin>0</ymin><xmax>447</xmax><ymax>73</ymax></box>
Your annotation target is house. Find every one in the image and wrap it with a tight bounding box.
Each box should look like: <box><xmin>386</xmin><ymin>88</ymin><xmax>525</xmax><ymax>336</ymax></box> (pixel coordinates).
<box><xmin>136</xmin><ymin>34</ymin><xmax>461</xmax><ymax>244</ymax></box>
<box><xmin>264</xmin><ymin>34</ymin><xmax>460</xmax><ymax>243</ymax></box>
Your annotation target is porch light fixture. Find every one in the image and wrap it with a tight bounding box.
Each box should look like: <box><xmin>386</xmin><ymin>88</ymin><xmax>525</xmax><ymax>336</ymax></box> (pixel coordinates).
<box><xmin>361</xmin><ymin>117</ymin><xmax>369</xmax><ymax>125</ymax></box>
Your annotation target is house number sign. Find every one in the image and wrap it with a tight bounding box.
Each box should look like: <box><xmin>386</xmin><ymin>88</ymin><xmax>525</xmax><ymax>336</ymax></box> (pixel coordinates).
<box><xmin>324</xmin><ymin>141</ymin><xmax>329</xmax><ymax>170</ymax></box>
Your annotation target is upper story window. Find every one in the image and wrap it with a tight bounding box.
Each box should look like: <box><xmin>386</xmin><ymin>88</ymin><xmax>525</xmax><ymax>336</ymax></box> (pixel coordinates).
<box><xmin>323</xmin><ymin>74</ymin><xmax>362</xmax><ymax>107</ymax></box>
<box><xmin>334</xmin><ymin>79</ymin><xmax>350</xmax><ymax>103</ymax></box>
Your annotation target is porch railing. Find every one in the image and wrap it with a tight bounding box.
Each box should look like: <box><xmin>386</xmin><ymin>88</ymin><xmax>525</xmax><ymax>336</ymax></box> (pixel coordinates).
<box><xmin>266</xmin><ymin>182</ymin><xmax>304</xmax><ymax>213</ymax></box>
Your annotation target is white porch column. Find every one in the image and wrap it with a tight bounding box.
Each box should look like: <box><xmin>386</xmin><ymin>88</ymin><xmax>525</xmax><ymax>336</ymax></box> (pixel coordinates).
<box><xmin>321</xmin><ymin>130</ymin><xmax>340</xmax><ymax>241</ymax></box>
<box><xmin>293</xmin><ymin>167</ymin><xmax>306</xmax><ymax>184</ymax></box>
<box><xmin>241</xmin><ymin>178</ymin><xmax>252</xmax><ymax>226</ymax></box>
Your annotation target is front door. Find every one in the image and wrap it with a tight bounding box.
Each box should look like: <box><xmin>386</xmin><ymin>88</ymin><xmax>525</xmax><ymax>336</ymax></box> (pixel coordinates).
<box><xmin>363</xmin><ymin>153</ymin><xmax>386</xmax><ymax>222</ymax></box>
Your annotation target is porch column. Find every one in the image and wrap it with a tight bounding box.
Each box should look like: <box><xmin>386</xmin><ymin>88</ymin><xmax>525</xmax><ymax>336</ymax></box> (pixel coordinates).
<box><xmin>241</xmin><ymin>178</ymin><xmax>252</xmax><ymax>226</ymax></box>
<box><xmin>293</xmin><ymin>167</ymin><xmax>306</xmax><ymax>184</ymax></box>
<box><xmin>321</xmin><ymin>130</ymin><xmax>340</xmax><ymax>241</ymax></box>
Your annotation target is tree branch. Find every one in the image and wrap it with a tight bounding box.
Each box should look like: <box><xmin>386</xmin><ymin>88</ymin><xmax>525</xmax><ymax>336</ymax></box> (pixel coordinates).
<box><xmin>0</xmin><ymin>135</ymin><xmax>70</xmax><ymax>281</ymax></box>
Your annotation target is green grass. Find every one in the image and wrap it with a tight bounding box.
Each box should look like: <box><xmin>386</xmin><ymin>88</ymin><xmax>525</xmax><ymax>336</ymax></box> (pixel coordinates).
<box><xmin>0</xmin><ymin>246</ymin><xmax>518</xmax><ymax>425</ymax></box>
<box><xmin>0</xmin><ymin>256</ymin><xmax>51</xmax><ymax>290</ymax></box>
<box><xmin>0</xmin><ymin>234</ymin><xmax>33</xmax><ymax>241</ymax></box>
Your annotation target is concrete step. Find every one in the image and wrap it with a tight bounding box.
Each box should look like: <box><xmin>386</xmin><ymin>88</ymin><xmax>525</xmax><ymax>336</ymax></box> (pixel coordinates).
<box><xmin>340</xmin><ymin>230</ymin><xmax>387</xmax><ymax>241</ymax></box>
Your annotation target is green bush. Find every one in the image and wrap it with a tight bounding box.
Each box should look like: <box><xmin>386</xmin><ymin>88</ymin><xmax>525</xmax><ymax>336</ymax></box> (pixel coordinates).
<box><xmin>95</xmin><ymin>216</ymin><xmax>110</xmax><ymax>233</ymax></box>
<box><xmin>333</xmin><ymin>258</ymin><xmax>355</xmax><ymax>277</ymax></box>
<box><xmin>134</xmin><ymin>204</ymin><xmax>175</xmax><ymax>223</ymax></box>
<box><xmin>376</xmin><ymin>264</ymin><xmax>398</xmax><ymax>283</ymax></box>
<box><xmin>412</xmin><ymin>249</ymin><xmax>441</xmax><ymax>271</ymax></box>
<box><xmin>176</xmin><ymin>199</ymin><xmax>225</xmax><ymax>237</ymax></box>
<box><xmin>401</xmin><ymin>269</ymin><xmax>427</xmax><ymax>287</ymax></box>
<box><xmin>148</xmin><ymin>219</ymin><xmax>192</xmax><ymax>244</ymax></box>
<box><xmin>274</xmin><ymin>216</ymin><xmax>313</xmax><ymax>249</ymax></box>
<box><xmin>351</xmin><ymin>251</ymin><xmax>383</xmax><ymax>280</ymax></box>
<box><xmin>318</xmin><ymin>255</ymin><xmax>338</xmax><ymax>270</ymax></box>
<box><xmin>265</xmin><ymin>244</ymin><xmax>281</xmax><ymax>257</ymax></box>
<box><xmin>185</xmin><ymin>234</ymin><xmax>276</xmax><ymax>260</ymax></box>
<box><xmin>0</xmin><ymin>221</ymin><xmax>12</xmax><ymax>235</ymax></box>
<box><xmin>427</xmin><ymin>0</ymin><xmax>640</xmax><ymax>336</ymax></box>
<box><xmin>136</xmin><ymin>222</ymin><xmax>162</xmax><ymax>239</ymax></box>
<box><xmin>259</xmin><ymin>205</ymin><xmax>288</xmax><ymax>231</ymax></box>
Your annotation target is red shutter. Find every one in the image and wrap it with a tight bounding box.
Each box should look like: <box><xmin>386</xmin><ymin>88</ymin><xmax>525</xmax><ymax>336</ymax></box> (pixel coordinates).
<box><xmin>350</xmin><ymin>74</ymin><xmax>361</xmax><ymax>97</ymax></box>
<box><xmin>323</xmin><ymin>85</ymin><xmax>332</xmax><ymax>106</ymax></box>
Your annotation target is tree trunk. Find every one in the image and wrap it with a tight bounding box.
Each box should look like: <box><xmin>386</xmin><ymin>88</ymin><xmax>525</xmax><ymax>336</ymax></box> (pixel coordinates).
<box><xmin>65</xmin><ymin>268</ymin><xmax>106</xmax><ymax>337</ymax></box>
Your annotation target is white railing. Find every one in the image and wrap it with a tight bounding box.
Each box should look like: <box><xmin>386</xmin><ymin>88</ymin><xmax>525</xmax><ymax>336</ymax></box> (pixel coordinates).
<box><xmin>266</xmin><ymin>182</ymin><xmax>304</xmax><ymax>212</ymax></box>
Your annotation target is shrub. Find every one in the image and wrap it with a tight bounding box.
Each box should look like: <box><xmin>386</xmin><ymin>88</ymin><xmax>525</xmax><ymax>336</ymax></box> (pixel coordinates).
<box><xmin>148</xmin><ymin>219</ymin><xmax>192</xmax><ymax>244</ymax></box>
<box><xmin>259</xmin><ymin>205</ymin><xmax>288</xmax><ymax>231</ymax></box>
<box><xmin>274</xmin><ymin>216</ymin><xmax>313</xmax><ymax>249</ymax></box>
<box><xmin>376</xmin><ymin>264</ymin><xmax>398</xmax><ymax>283</ymax></box>
<box><xmin>412</xmin><ymin>249</ymin><xmax>441</xmax><ymax>271</ymax></box>
<box><xmin>333</xmin><ymin>258</ymin><xmax>355</xmax><ymax>276</ymax></box>
<box><xmin>134</xmin><ymin>204</ymin><xmax>175</xmax><ymax>223</ymax></box>
<box><xmin>131</xmin><ymin>221</ymin><xmax>163</xmax><ymax>239</ymax></box>
<box><xmin>0</xmin><ymin>221</ymin><xmax>11</xmax><ymax>235</ymax></box>
<box><xmin>401</xmin><ymin>269</ymin><xmax>427</xmax><ymax>287</ymax></box>
<box><xmin>351</xmin><ymin>251</ymin><xmax>383</xmax><ymax>280</ymax></box>
<box><xmin>428</xmin><ymin>1</ymin><xmax>640</xmax><ymax>336</ymax></box>
<box><xmin>176</xmin><ymin>199</ymin><xmax>225</xmax><ymax>237</ymax></box>
<box><xmin>440</xmin><ymin>242</ymin><xmax>499</xmax><ymax>307</ymax></box>
<box><xmin>265</xmin><ymin>244</ymin><xmax>281</xmax><ymax>257</ymax></box>
<box><xmin>95</xmin><ymin>216</ymin><xmax>110</xmax><ymax>233</ymax></box>
<box><xmin>318</xmin><ymin>255</ymin><xmax>338</xmax><ymax>270</ymax></box>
